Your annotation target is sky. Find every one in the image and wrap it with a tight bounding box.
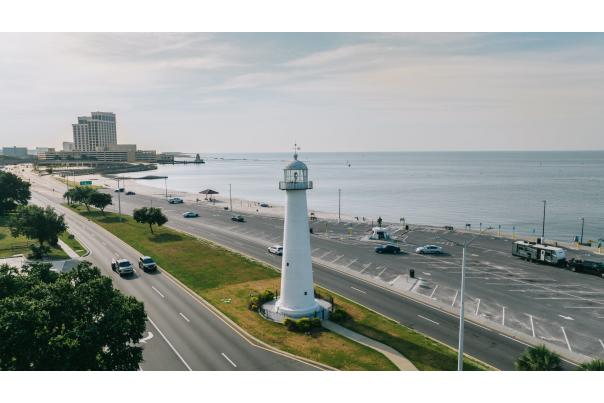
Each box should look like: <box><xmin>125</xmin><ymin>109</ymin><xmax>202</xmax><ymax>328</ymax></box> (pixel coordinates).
<box><xmin>1</xmin><ymin>33</ymin><xmax>604</xmax><ymax>153</ymax></box>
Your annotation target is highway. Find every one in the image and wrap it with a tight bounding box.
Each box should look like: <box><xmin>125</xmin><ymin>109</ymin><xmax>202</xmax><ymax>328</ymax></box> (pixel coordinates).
<box><xmin>24</xmin><ymin>169</ymin><xmax>596</xmax><ymax>370</ymax></box>
<box><xmin>21</xmin><ymin>171</ymin><xmax>318</xmax><ymax>371</ymax></box>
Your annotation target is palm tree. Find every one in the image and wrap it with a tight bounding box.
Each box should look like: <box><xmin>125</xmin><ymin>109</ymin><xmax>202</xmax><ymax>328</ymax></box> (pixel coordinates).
<box><xmin>515</xmin><ymin>345</ymin><xmax>563</xmax><ymax>371</ymax></box>
<box><xmin>578</xmin><ymin>359</ymin><xmax>604</xmax><ymax>371</ymax></box>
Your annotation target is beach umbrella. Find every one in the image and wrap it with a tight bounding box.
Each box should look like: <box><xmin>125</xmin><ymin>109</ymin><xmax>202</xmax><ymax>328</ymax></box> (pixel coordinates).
<box><xmin>199</xmin><ymin>189</ymin><xmax>219</xmax><ymax>200</ymax></box>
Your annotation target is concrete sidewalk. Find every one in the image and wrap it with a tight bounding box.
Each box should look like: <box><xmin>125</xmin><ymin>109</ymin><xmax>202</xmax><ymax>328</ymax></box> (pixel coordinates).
<box><xmin>322</xmin><ymin>320</ymin><xmax>417</xmax><ymax>371</ymax></box>
<box><xmin>58</xmin><ymin>239</ymin><xmax>80</xmax><ymax>259</ymax></box>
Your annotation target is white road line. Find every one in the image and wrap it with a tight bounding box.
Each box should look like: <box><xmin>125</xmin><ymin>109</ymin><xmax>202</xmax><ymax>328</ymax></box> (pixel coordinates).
<box><xmin>475</xmin><ymin>298</ymin><xmax>481</xmax><ymax>315</ymax></box>
<box><xmin>332</xmin><ymin>255</ymin><xmax>345</xmax><ymax>263</ymax></box>
<box><xmin>359</xmin><ymin>263</ymin><xmax>371</xmax><ymax>274</ymax></box>
<box><xmin>147</xmin><ymin>316</ymin><xmax>192</xmax><ymax>371</ymax></box>
<box><xmin>350</xmin><ymin>286</ymin><xmax>367</xmax><ymax>294</ymax></box>
<box><xmin>599</xmin><ymin>339</ymin><xmax>604</xmax><ymax>351</ymax></box>
<box><xmin>502</xmin><ymin>306</ymin><xmax>506</xmax><ymax>326</ymax></box>
<box><xmin>221</xmin><ymin>353</ymin><xmax>237</xmax><ymax>368</ymax></box>
<box><xmin>151</xmin><ymin>286</ymin><xmax>165</xmax><ymax>299</ymax></box>
<box><xmin>561</xmin><ymin>327</ymin><xmax>572</xmax><ymax>352</ymax></box>
<box><xmin>558</xmin><ymin>314</ymin><xmax>574</xmax><ymax>321</ymax></box>
<box><xmin>451</xmin><ymin>290</ymin><xmax>459</xmax><ymax>307</ymax></box>
<box><xmin>417</xmin><ymin>315</ymin><xmax>440</xmax><ymax>325</ymax></box>
<box><xmin>346</xmin><ymin>258</ymin><xmax>358</xmax><ymax>267</ymax></box>
<box><xmin>389</xmin><ymin>275</ymin><xmax>401</xmax><ymax>285</ymax></box>
<box><xmin>429</xmin><ymin>285</ymin><xmax>439</xmax><ymax>299</ymax></box>
<box><xmin>179</xmin><ymin>312</ymin><xmax>190</xmax><ymax>323</ymax></box>
<box><xmin>529</xmin><ymin>314</ymin><xmax>536</xmax><ymax>338</ymax></box>
<box><xmin>422</xmin><ymin>272</ymin><xmax>431</xmax><ymax>276</ymax></box>
<box><xmin>376</xmin><ymin>266</ymin><xmax>388</xmax><ymax>278</ymax></box>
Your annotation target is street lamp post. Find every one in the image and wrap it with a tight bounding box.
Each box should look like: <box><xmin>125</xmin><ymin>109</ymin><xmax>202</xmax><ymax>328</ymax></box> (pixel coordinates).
<box><xmin>116</xmin><ymin>177</ymin><xmax>122</xmax><ymax>222</ymax></box>
<box><xmin>164</xmin><ymin>177</ymin><xmax>168</xmax><ymax>199</ymax></box>
<box><xmin>580</xmin><ymin>217</ymin><xmax>585</xmax><ymax>244</ymax></box>
<box><xmin>229</xmin><ymin>184</ymin><xmax>233</xmax><ymax>212</ymax></box>
<box><xmin>457</xmin><ymin>226</ymin><xmax>492</xmax><ymax>371</ymax></box>
<box><xmin>338</xmin><ymin>188</ymin><xmax>341</xmax><ymax>223</ymax></box>
<box><xmin>541</xmin><ymin>200</ymin><xmax>547</xmax><ymax>243</ymax></box>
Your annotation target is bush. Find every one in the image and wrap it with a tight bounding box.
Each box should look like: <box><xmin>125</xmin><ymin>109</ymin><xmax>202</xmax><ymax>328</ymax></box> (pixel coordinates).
<box><xmin>330</xmin><ymin>308</ymin><xmax>351</xmax><ymax>323</ymax></box>
<box><xmin>284</xmin><ymin>317</ymin><xmax>322</xmax><ymax>333</ymax></box>
<box><xmin>29</xmin><ymin>244</ymin><xmax>50</xmax><ymax>260</ymax></box>
<box><xmin>248</xmin><ymin>289</ymin><xmax>275</xmax><ymax>312</ymax></box>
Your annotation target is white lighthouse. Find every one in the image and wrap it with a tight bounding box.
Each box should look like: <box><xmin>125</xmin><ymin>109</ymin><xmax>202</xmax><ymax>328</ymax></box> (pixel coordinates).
<box><xmin>274</xmin><ymin>149</ymin><xmax>321</xmax><ymax>317</ymax></box>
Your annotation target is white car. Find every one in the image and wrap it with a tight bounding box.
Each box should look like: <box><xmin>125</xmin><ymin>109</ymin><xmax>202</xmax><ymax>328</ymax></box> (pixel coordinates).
<box><xmin>415</xmin><ymin>245</ymin><xmax>443</xmax><ymax>255</ymax></box>
<box><xmin>268</xmin><ymin>245</ymin><xmax>283</xmax><ymax>256</ymax></box>
<box><xmin>111</xmin><ymin>258</ymin><xmax>134</xmax><ymax>277</ymax></box>
<box><xmin>182</xmin><ymin>211</ymin><xmax>199</xmax><ymax>218</ymax></box>
<box><xmin>168</xmin><ymin>197</ymin><xmax>184</xmax><ymax>204</ymax></box>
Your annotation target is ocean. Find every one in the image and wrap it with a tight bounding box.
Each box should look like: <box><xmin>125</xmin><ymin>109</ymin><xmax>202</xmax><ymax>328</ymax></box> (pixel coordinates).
<box><xmin>132</xmin><ymin>151</ymin><xmax>604</xmax><ymax>243</ymax></box>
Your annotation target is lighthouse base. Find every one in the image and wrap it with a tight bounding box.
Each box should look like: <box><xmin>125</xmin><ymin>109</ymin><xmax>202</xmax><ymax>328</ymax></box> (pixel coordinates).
<box><xmin>260</xmin><ymin>298</ymin><xmax>332</xmax><ymax>323</ymax></box>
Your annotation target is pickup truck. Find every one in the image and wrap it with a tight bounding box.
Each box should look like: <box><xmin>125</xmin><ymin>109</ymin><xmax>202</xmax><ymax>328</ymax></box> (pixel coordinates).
<box><xmin>566</xmin><ymin>258</ymin><xmax>604</xmax><ymax>278</ymax></box>
<box><xmin>111</xmin><ymin>258</ymin><xmax>134</xmax><ymax>277</ymax></box>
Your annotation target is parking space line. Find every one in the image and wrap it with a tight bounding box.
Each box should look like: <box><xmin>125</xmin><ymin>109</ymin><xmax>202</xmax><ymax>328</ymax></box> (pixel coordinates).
<box><xmin>221</xmin><ymin>352</ymin><xmax>237</xmax><ymax>368</ymax></box>
<box><xmin>561</xmin><ymin>327</ymin><xmax>572</xmax><ymax>352</ymax></box>
<box><xmin>417</xmin><ymin>315</ymin><xmax>440</xmax><ymax>325</ymax></box>
<box><xmin>350</xmin><ymin>286</ymin><xmax>367</xmax><ymax>294</ymax></box>
<box><xmin>451</xmin><ymin>290</ymin><xmax>459</xmax><ymax>307</ymax></box>
<box><xmin>389</xmin><ymin>275</ymin><xmax>400</xmax><ymax>285</ymax></box>
<box><xmin>346</xmin><ymin>258</ymin><xmax>358</xmax><ymax>267</ymax></box>
<box><xmin>502</xmin><ymin>306</ymin><xmax>506</xmax><ymax>326</ymax></box>
<box><xmin>151</xmin><ymin>286</ymin><xmax>165</xmax><ymax>299</ymax></box>
<box><xmin>475</xmin><ymin>298</ymin><xmax>481</xmax><ymax>315</ymax></box>
<box><xmin>429</xmin><ymin>285</ymin><xmax>438</xmax><ymax>299</ymax></box>
<box><xmin>360</xmin><ymin>263</ymin><xmax>371</xmax><ymax>274</ymax></box>
<box><xmin>179</xmin><ymin>312</ymin><xmax>190</xmax><ymax>323</ymax></box>
<box><xmin>376</xmin><ymin>266</ymin><xmax>388</xmax><ymax>278</ymax></box>
<box><xmin>529</xmin><ymin>314</ymin><xmax>536</xmax><ymax>338</ymax></box>
<box><xmin>599</xmin><ymin>339</ymin><xmax>604</xmax><ymax>351</ymax></box>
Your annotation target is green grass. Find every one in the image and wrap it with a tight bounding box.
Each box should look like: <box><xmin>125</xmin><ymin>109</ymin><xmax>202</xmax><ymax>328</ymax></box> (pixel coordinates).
<box><xmin>59</xmin><ymin>231</ymin><xmax>87</xmax><ymax>256</ymax></box>
<box><xmin>0</xmin><ymin>215</ymin><xmax>69</xmax><ymax>260</ymax></box>
<box><xmin>69</xmin><ymin>204</ymin><xmax>490</xmax><ymax>371</ymax></box>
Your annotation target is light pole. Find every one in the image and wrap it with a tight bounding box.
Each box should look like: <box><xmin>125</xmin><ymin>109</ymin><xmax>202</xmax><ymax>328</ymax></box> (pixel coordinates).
<box><xmin>164</xmin><ymin>177</ymin><xmax>168</xmax><ymax>199</ymax></box>
<box><xmin>457</xmin><ymin>226</ymin><xmax>493</xmax><ymax>371</ymax></box>
<box><xmin>338</xmin><ymin>188</ymin><xmax>341</xmax><ymax>223</ymax></box>
<box><xmin>116</xmin><ymin>177</ymin><xmax>122</xmax><ymax>222</ymax></box>
<box><xmin>541</xmin><ymin>200</ymin><xmax>546</xmax><ymax>243</ymax></box>
<box><xmin>580</xmin><ymin>217</ymin><xmax>585</xmax><ymax>244</ymax></box>
<box><xmin>229</xmin><ymin>184</ymin><xmax>233</xmax><ymax>212</ymax></box>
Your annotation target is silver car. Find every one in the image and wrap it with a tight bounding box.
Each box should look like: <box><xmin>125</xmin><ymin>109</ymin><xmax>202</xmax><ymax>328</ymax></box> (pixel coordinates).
<box><xmin>111</xmin><ymin>258</ymin><xmax>134</xmax><ymax>277</ymax></box>
<box><xmin>268</xmin><ymin>245</ymin><xmax>283</xmax><ymax>256</ymax></box>
<box><xmin>415</xmin><ymin>245</ymin><xmax>443</xmax><ymax>255</ymax></box>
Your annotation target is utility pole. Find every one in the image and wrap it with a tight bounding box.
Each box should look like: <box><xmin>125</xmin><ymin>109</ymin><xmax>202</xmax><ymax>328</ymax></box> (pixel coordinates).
<box><xmin>164</xmin><ymin>177</ymin><xmax>168</xmax><ymax>199</ymax></box>
<box><xmin>229</xmin><ymin>184</ymin><xmax>233</xmax><ymax>212</ymax></box>
<box><xmin>541</xmin><ymin>200</ymin><xmax>547</xmax><ymax>243</ymax></box>
<box><xmin>338</xmin><ymin>188</ymin><xmax>341</xmax><ymax>223</ymax></box>
<box><xmin>580</xmin><ymin>217</ymin><xmax>585</xmax><ymax>244</ymax></box>
<box><xmin>116</xmin><ymin>177</ymin><xmax>122</xmax><ymax>222</ymax></box>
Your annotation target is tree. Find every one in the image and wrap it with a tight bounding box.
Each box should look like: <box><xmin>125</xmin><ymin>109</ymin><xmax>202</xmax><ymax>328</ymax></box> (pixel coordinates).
<box><xmin>89</xmin><ymin>192</ymin><xmax>112</xmax><ymax>214</ymax></box>
<box><xmin>0</xmin><ymin>261</ymin><xmax>146</xmax><ymax>370</ymax></box>
<box><xmin>515</xmin><ymin>345</ymin><xmax>563</xmax><ymax>371</ymax></box>
<box><xmin>133</xmin><ymin>207</ymin><xmax>168</xmax><ymax>234</ymax></box>
<box><xmin>0</xmin><ymin>171</ymin><xmax>31</xmax><ymax>214</ymax></box>
<box><xmin>63</xmin><ymin>188</ymin><xmax>78</xmax><ymax>205</ymax></box>
<box><xmin>72</xmin><ymin>186</ymin><xmax>95</xmax><ymax>211</ymax></box>
<box><xmin>578</xmin><ymin>359</ymin><xmax>604</xmax><ymax>371</ymax></box>
<box><xmin>9</xmin><ymin>205</ymin><xmax>67</xmax><ymax>259</ymax></box>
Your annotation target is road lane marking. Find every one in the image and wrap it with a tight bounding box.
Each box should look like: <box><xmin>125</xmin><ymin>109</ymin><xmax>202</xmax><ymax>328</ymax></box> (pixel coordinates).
<box><xmin>502</xmin><ymin>306</ymin><xmax>505</xmax><ymax>326</ymax></box>
<box><xmin>147</xmin><ymin>316</ymin><xmax>192</xmax><ymax>371</ymax></box>
<box><xmin>139</xmin><ymin>332</ymin><xmax>154</xmax><ymax>344</ymax></box>
<box><xmin>350</xmin><ymin>286</ymin><xmax>367</xmax><ymax>294</ymax></box>
<box><xmin>417</xmin><ymin>315</ymin><xmax>440</xmax><ymax>325</ymax></box>
<box><xmin>389</xmin><ymin>275</ymin><xmax>400</xmax><ymax>285</ymax></box>
<box><xmin>475</xmin><ymin>298</ymin><xmax>481</xmax><ymax>315</ymax></box>
<box><xmin>429</xmin><ymin>285</ymin><xmax>438</xmax><ymax>299</ymax></box>
<box><xmin>346</xmin><ymin>258</ymin><xmax>358</xmax><ymax>267</ymax></box>
<box><xmin>599</xmin><ymin>339</ymin><xmax>604</xmax><ymax>351</ymax></box>
<box><xmin>422</xmin><ymin>272</ymin><xmax>431</xmax><ymax>276</ymax></box>
<box><xmin>179</xmin><ymin>312</ymin><xmax>191</xmax><ymax>323</ymax></box>
<box><xmin>359</xmin><ymin>263</ymin><xmax>371</xmax><ymax>273</ymax></box>
<box><xmin>221</xmin><ymin>353</ymin><xmax>237</xmax><ymax>368</ymax></box>
<box><xmin>558</xmin><ymin>314</ymin><xmax>574</xmax><ymax>321</ymax></box>
<box><xmin>561</xmin><ymin>327</ymin><xmax>572</xmax><ymax>352</ymax></box>
<box><xmin>151</xmin><ymin>286</ymin><xmax>165</xmax><ymax>299</ymax></box>
<box><xmin>451</xmin><ymin>290</ymin><xmax>459</xmax><ymax>307</ymax></box>
<box><xmin>529</xmin><ymin>314</ymin><xmax>536</xmax><ymax>338</ymax></box>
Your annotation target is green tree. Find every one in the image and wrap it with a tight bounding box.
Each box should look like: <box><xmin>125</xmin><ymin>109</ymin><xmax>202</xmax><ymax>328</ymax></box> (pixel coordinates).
<box><xmin>0</xmin><ymin>261</ymin><xmax>146</xmax><ymax>370</ymax></box>
<box><xmin>578</xmin><ymin>359</ymin><xmax>604</xmax><ymax>371</ymax></box>
<box><xmin>8</xmin><ymin>205</ymin><xmax>67</xmax><ymax>259</ymax></box>
<box><xmin>133</xmin><ymin>206</ymin><xmax>168</xmax><ymax>234</ymax></box>
<box><xmin>63</xmin><ymin>188</ymin><xmax>78</xmax><ymax>205</ymax></box>
<box><xmin>515</xmin><ymin>345</ymin><xmax>563</xmax><ymax>371</ymax></box>
<box><xmin>0</xmin><ymin>171</ymin><xmax>31</xmax><ymax>214</ymax></box>
<box><xmin>89</xmin><ymin>192</ymin><xmax>112</xmax><ymax>214</ymax></box>
<box><xmin>72</xmin><ymin>186</ymin><xmax>95</xmax><ymax>211</ymax></box>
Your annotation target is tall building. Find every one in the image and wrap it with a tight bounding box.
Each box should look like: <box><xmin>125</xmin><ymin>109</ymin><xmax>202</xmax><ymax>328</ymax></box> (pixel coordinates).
<box><xmin>72</xmin><ymin>111</ymin><xmax>117</xmax><ymax>151</ymax></box>
<box><xmin>62</xmin><ymin>141</ymin><xmax>74</xmax><ymax>151</ymax></box>
<box><xmin>2</xmin><ymin>146</ymin><xmax>28</xmax><ymax>158</ymax></box>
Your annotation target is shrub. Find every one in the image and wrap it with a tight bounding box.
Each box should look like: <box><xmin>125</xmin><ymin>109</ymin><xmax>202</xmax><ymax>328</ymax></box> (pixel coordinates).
<box><xmin>248</xmin><ymin>290</ymin><xmax>275</xmax><ymax>312</ymax></box>
<box><xmin>284</xmin><ymin>317</ymin><xmax>322</xmax><ymax>333</ymax></box>
<box><xmin>330</xmin><ymin>308</ymin><xmax>351</xmax><ymax>323</ymax></box>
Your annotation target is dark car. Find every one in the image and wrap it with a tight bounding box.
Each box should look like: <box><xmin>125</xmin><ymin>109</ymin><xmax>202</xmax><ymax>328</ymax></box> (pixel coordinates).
<box><xmin>126</xmin><ymin>191</ymin><xmax>136</xmax><ymax>195</ymax></box>
<box><xmin>114</xmin><ymin>188</ymin><xmax>125</xmax><ymax>193</ymax></box>
<box><xmin>375</xmin><ymin>244</ymin><xmax>401</xmax><ymax>254</ymax></box>
<box><xmin>231</xmin><ymin>215</ymin><xmax>245</xmax><ymax>222</ymax></box>
<box><xmin>138</xmin><ymin>256</ymin><xmax>157</xmax><ymax>272</ymax></box>
<box><xmin>260</xmin><ymin>203</ymin><xmax>269</xmax><ymax>207</ymax></box>
<box><xmin>566</xmin><ymin>258</ymin><xmax>604</xmax><ymax>278</ymax></box>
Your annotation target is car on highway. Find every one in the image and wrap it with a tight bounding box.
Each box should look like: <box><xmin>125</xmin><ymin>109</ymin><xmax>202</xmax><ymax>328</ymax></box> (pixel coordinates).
<box><xmin>415</xmin><ymin>245</ymin><xmax>443</xmax><ymax>254</ymax></box>
<box><xmin>231</xmin><ymin>215</ymin><xmax>245</xmax><ymax>222</ymax></box>
<box><xmin>182</xmin><ymin>211</ymin><xmax>199</xmax><ymax>218</ymax></box>
<box><xmin>260</xmin><ymin>203</ymin><xmax>270</xmax><ymax>207</ymax></box>
<box><xmin>168</xmin><ymin>197</ymin><xmax>184</xmax><ymax>204</ymax></box>
<box><xmin>111</xmin><ymin>258</ymin><xmax>134</xmax><ymax>277</ymax></box>
<box><xmin>138</xmin><ymin>256</ymin><xmax>157</xmax><ymax>272</ymax></box>
<box><xmin>114</xmin><ymin>187</ymin><xmax>125</xmax><ymax>193</ymax></box>
<box><xmin>375</xmin><ymin>244</ymin><xmax>401</xmax><ymax>254</ymax></box>
<box><xmin>126</xmin><ymin>191</ymin><xmax>136</xmax><ymax>195</ymax></box>
<box><xmin>268</xmin><ymin>245</ymin><xmax>283</xmax><ymax>256</ymax></box>
<box><xmin>566</xmin><ymin>258</ymin><xmax>604</xmax><ymax>277</ymax></box>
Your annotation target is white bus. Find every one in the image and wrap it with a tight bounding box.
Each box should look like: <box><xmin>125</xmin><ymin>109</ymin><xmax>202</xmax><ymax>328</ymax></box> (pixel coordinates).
<box><xmin>512</xmin><ymin>241</ymin><xmax>566</xmax><ymax>266</ymax></box>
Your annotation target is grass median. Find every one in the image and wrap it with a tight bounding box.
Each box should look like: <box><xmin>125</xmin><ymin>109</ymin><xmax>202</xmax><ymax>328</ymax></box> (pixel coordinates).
<box><xmin>1</xmin><ymin>215</ymin><xmax>69</xmax><ymax>260</ymax></box>
<box><xmin>59</xmin><ymin>231</ymin><xmax>88</xmax><ymax>256</ymax></box>
<box><xmin>68</xmin><ymin>204</ymin><xmax>489</xmax><ymax>370</ymax></box>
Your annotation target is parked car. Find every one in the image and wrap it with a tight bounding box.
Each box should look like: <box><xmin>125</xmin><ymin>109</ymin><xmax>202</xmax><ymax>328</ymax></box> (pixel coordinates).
<box><xmin>260</xmin><ymin>203</ymin><xmax>270</xmax><ymax>208</ymax></box>
<box><xmin>111</xmin><ymin>258</ymin><xmax>134</xmax><ymax>277</ymax></box>
<box><xmin>415</xmin><ymin>245</ymin><xmax>443</xmax><ymax>254</ymax></box>
<box><xmin>566</xmin><ymin>258</ymin><xmax>604</xmax><ymax>277</ymax></box>
<box><xmin>375</xmin><ymin>244</ymin><xmax>401</xmax><ymax>254</ymax></box>
<box><xmin>126</xmin><ymin>191</ymin><xmax>136</xmax><ymax>195</ymax></box>
<box><xmin>138</xmin><ymin>256</ymin><xmax>157</xmax><ymax>272</ymax></box>
<box><xmin>268</xmin><ymin>245</ymin><xmax>283</xmax><ymax>256</ymax></box>
<box><xmin>114</xmin><ymin>188</ymin><xmax>125</xmax><ymax>193</ymax></box>
<box><xmin>182</xmin><ymin>211</ymin><xmax>199</xmax><ymax>218</ymax></box>
<box><xmin>168</xmin><ymin>197</ymin><xmax>184</xmax><ymax>204</ymax></box>
<box><xmin>231</xmin><ymin>215</ymin><xmax>245</xmax><ymax>222</ymax></box>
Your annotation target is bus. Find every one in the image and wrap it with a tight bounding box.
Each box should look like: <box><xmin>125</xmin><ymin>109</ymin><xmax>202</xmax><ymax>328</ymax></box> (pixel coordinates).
<box><xmin>512</xmin><ymin>241</ymin><xmax>566</xmax><ymax>266</ymax></box>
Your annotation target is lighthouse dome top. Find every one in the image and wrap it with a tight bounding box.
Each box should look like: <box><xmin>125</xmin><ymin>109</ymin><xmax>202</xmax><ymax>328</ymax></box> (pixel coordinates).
<box><xmin>285</xmin><ymin>159</ymin><xmax>307</xmax><ymax>171</ymax></box>
<box><xmin>279</xmin><ymin>150</ymin><xmax>313</xmax><ymax>191</ymax></box>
